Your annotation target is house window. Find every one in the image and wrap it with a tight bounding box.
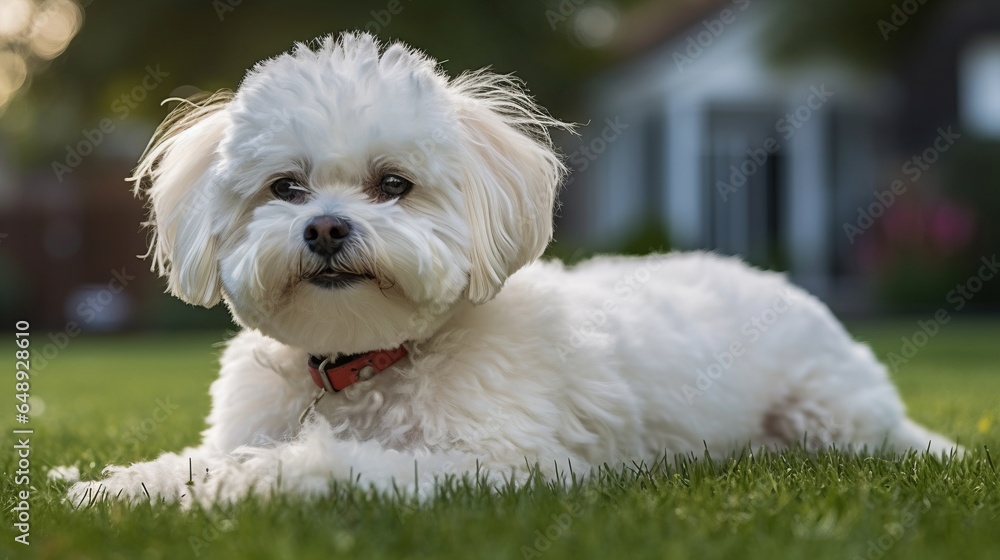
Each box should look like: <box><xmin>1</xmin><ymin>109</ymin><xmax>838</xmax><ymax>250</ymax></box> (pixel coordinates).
<box><xmin>960</xmin><ymin>36</ymin><xmax>1000</xmax><ymax>138</ymax></box>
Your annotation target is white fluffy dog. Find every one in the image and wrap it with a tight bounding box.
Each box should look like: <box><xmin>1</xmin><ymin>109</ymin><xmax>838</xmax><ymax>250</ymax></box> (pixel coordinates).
<box><xmin>68</xmin><ymin>33</ymin><xmax>957</xmax><ymax>506</ymax></box>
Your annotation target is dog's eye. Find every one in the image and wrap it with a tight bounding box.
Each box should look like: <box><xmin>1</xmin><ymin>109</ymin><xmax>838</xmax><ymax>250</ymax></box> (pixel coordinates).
<box><xmin>378</xmin><ymin>174</ymin><xmax>413</xmax><ymax>198</ymax></box>
<box><xmin>270</xmin><ymin>178</ymin><xmax>307</xmax><ymax>203</ymax></box>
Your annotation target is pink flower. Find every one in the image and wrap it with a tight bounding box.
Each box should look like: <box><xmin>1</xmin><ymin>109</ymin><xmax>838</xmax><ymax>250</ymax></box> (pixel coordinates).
<box><xmin>929</xmin><ymin>202</ymin><xmax>976</xmax><ymax>255</ymax></box>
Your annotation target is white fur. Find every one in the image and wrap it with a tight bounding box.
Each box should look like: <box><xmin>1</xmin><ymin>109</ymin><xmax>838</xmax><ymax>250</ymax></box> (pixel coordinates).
<box><xmin>67</xmin><ymin>33</ymin><xmax>957</xmax><ymax>508</ymax></box>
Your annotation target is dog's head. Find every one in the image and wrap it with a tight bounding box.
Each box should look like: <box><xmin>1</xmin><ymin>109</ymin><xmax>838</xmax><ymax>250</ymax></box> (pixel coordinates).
<box><xmin>133</xmin><ymin>33</ymin><xmax>567</xmax><ymax>354</ymax></box>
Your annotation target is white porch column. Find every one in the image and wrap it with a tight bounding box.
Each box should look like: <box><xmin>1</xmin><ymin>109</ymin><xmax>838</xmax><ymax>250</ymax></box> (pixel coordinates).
<box><xmin>785</xmin><ymin>112</ymin><xmax>830</xmax><ymax>296</ymax></box>
<box><xmin>666</xmin><ymin>100</ymin><xmax>704</xmax><ymax>250</ymax></box>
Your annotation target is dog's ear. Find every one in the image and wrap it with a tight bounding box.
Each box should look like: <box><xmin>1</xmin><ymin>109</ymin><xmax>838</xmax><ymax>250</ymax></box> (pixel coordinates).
<box><xmin>131</xmin><ymin>91</ymin><xmax>233</xmax><ymax>307</ymax></box>
<box><xmin>451</xmin><ymin>72</ymin><xmax>570</xmax><ymax>304</ymax></box>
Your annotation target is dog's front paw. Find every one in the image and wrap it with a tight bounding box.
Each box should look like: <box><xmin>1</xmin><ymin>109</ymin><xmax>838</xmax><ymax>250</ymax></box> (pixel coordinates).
<box><xmin>66</xmin><ymin>453</ymin><xmax>198</xmax><ymax>508</ymax></box>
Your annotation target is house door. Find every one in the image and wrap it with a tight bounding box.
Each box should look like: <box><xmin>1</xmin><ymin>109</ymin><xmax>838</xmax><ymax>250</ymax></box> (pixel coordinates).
<box><xmin>705</xmin><ymin>108</ymin><xmax>786</xmax><ymax>270</ymax></box>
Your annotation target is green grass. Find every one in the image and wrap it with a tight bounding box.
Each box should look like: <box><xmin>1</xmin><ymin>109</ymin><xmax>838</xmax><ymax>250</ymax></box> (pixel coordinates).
<box><xmin>2</xmin><ymin>320</ymin><xmax>998</xmax><ymax>560</ymax></box>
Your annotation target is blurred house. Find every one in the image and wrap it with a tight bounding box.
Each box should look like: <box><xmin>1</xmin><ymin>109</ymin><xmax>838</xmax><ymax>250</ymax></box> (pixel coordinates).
<box><xmin>559</xmin><ymin>0</ymin><xmax>1000</xmax><ymax>311</ymax></box>
<box><xmin>3</xmin><ymin>0</ymin><xmax>999</xmax><ymax>328</ymax></box>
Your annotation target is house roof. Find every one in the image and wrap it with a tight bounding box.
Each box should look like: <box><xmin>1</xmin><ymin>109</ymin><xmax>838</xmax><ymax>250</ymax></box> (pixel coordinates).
<box><xmin>610</xmin><ymin>0</ymin><xmax>733</xmax><ymax>59</ymax></box>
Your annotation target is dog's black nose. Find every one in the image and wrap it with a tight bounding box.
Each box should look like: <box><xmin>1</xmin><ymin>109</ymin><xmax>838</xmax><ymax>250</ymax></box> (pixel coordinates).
<box><xmin>304</xmin><ymin>215</ymin><xmax>350</xmax><ymax>256</ymax></box>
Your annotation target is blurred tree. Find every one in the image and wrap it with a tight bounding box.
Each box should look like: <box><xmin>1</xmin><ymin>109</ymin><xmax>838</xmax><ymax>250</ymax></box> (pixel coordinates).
<box><xmin>765</xmin><ymin>0</ymin><xmax>953</xmax><ymax>69</ymax></box>
<box><xmin>3</xmin><ymin>0</ymin><xmax>640</xmax><ymax>164</ymax></box>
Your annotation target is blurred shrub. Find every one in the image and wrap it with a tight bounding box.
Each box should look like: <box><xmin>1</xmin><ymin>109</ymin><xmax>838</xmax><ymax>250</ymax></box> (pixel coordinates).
<box><xmin>546</xmin><ymin>219</ymin><xmax>672</xmax><ymax>265</ymax></box>
<box><xmin>138</xmin><ymin>288</ymin><xmax>233</xmax><ymax>331</ymax></box>
<box><xmin>858</xmin><ymin>172</ymin><xmax>994</xmax><ymax>309</ymax></box>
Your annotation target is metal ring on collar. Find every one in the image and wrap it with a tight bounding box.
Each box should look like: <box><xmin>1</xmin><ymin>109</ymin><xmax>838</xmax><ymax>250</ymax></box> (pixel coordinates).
<box><xmin>317</xmin><ymin>356</ymin><xmax>336</xmax><ymax>393</ymax></box>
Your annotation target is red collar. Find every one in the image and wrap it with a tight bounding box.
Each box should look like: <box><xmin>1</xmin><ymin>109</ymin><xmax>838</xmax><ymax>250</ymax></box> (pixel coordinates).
<box><xmin>307</xmin><ymin>346</ymin><xmax>408</xmax><ymax>392</ymax></box>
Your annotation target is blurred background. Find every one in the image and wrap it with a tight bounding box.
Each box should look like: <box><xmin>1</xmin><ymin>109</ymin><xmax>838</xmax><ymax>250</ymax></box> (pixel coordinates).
<box><xmin>1</xmin><ymin>0</ymin><xmax>998</xmax><ymax>332</ymax></box>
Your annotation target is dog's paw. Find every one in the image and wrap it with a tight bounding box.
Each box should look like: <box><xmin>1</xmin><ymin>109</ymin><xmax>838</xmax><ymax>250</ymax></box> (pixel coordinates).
<box><xmin>47</xmin><ymin>465</ymin><xmax>81</xmax><ymax>483</ymax></box>
<box><xmin>65</xmin><ymin>453</ymin><xmax>199</xmax><ymax>508</ymax></box>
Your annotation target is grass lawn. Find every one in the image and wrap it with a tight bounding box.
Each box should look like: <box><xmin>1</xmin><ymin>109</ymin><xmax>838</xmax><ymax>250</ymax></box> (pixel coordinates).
<box><xmin>2</xmin><ymin>320</ymin><xmax>998</xmax><ymax>559</ymax></box>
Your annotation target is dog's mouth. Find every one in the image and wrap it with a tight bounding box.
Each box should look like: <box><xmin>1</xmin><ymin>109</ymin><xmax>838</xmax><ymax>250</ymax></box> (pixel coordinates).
<box><xmin>304</xmin><ymin>267</ymin><xmax>374</xmax><ymax>289</ymax></box>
